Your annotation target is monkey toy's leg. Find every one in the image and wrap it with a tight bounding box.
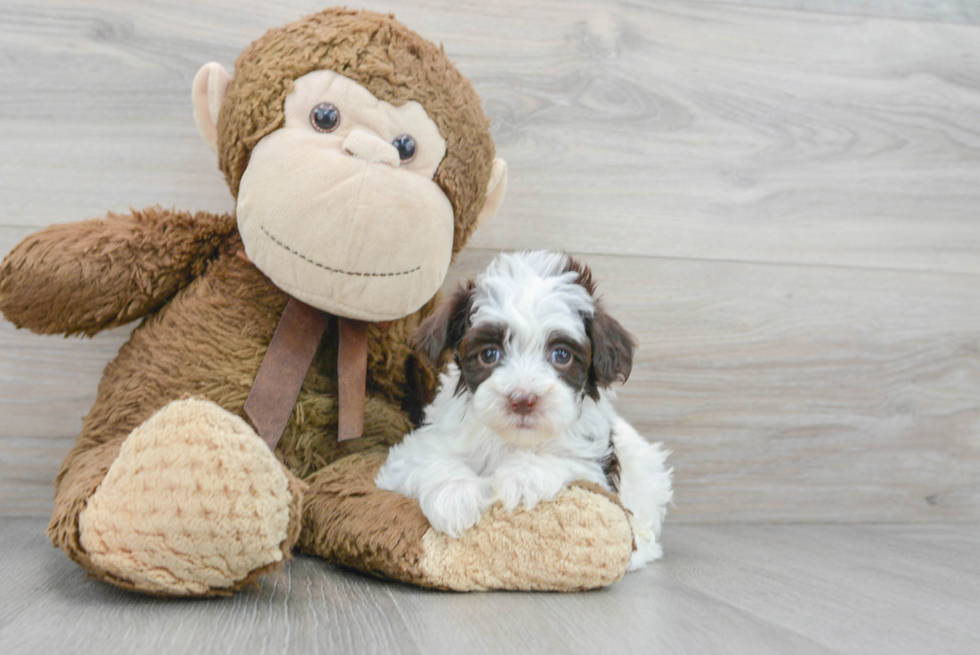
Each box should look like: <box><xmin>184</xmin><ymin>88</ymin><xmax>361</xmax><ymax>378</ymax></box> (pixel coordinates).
<box><xmin>298</xmin><ymin>451</ymin><xmax>636</xmax><ymax>591</ymax></box>
<box><xmin>49</xmin><ymin>398</ymin><xmax>305</xmax><ymax>596</ymax></box>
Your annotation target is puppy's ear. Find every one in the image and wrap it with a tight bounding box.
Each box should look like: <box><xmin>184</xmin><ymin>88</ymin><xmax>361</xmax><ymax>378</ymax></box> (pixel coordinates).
<box><xmin>410</xmin><ymin>282</ymin><xmax>475</xmax><ymax>363</ymax></box>
<box><xmin>588</xmin><ymin>304</ymin><xmax>637</xmax><ymax>391</ymax></box>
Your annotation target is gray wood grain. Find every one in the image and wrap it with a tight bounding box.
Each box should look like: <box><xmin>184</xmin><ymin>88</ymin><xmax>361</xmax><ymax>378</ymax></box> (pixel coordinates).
<box><xmin>1</xmin><ymin>518</ymin><xmax>976</xmax><ymax>654</ymax></box>
<box><xmin>1</xmin><ymin>0</ymin><xmax>979</xmax><ymax>523</ymax></box>
<box><xmin>691</xmin><ymin>0</ymin><xmax>980</xmax><ymax>25</ymax></box>
<box><xmin>665</xmin><ymin>523</ymin><xmax>980</xmax><ymax>654</ymax></box>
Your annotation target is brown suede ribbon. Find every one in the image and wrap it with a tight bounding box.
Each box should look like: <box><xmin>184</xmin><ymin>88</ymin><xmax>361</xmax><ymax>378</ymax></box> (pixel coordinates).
<box><xmin>238</xmin><ymin>251</ymin><xmax>393</xmax><ymax>449</ymax></box>
<box><xmin>337</xmin><ymin>316</ymin><xmax>368</xmax><ymax>442</ymax></box>
<box><xmin>244</xmin><ymin>298</ymin><xmax>376</xmax><ymax>449</ymax></box>
<box><xmin>244</xmin><ymin>298</ymin><xmax>332</xmax><ymax>449</ymax></box>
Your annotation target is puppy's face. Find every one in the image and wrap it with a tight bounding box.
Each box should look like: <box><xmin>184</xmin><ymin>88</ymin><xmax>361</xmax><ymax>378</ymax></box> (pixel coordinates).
<box><xmin>414</xmin><ymin>252</ymin><xmax>636</xmax><ymax>447</ymax></box>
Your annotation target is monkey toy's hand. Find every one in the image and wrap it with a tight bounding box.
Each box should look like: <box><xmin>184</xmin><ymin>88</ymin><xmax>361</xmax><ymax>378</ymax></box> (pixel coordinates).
<box><xmin>0</xmin><ymin>207</ymin><xmax>235</xmax><ymax>336</ymax></box>
<box><xmin>304</xmin><ymin>450</ymin><xmax>635</xmax><ymax>592</ymax></box>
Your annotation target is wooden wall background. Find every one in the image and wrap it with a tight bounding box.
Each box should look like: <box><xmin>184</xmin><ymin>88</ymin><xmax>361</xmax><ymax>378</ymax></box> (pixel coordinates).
<box><xmin>1</xmin><ymin>0</ymin><xmax>978</xmax><ymax>523</ymax></box>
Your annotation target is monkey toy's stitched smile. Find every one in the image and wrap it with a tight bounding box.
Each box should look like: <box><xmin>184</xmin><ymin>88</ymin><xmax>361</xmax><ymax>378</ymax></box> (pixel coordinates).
<box><xmin>233</xmin><ymin>69</ymin><xmax>466</xmax><ymax>322</ymax></box>
<box><xmin>260</xmin><ymin>225</ymin><xmax>421</xmax><ymax>278</ymax></box>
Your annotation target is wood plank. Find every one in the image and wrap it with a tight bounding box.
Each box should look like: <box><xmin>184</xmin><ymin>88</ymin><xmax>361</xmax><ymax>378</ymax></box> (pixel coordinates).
<box><xmin>663</xmin><ymin>523</ymin><xmax>980</xmax><ymax>654</ymax></box>
<box><xmin>3</xmin><ymin>518</ymin><xmax>977</xmax><ymax>654</ymax></box>
<box><xmin>689</xmin><ymin>0</ymin><xmax>980</xmax><ymax>25</ymax></box>
<box><xmin>0</xmin><ymin>518</ymin><xmax>423</xmax><ymax>655</ymax></box>
<box><xmin>0</xmin><ymin>1</ymin><xmax>978</xmax><ymax>274</ymax></box>
<box><xmin>386</xmin><ymin>562</ymin><xmax>833</xmax><ymax>655</ymax></box>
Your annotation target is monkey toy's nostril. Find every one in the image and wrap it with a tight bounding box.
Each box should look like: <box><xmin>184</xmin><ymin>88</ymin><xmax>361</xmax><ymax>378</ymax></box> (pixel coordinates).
<box><xmin>508</xmin><ymin>393</ymin><xmax>539</xmax><ymax>416</ymax></box>
<box><xmin>341</xmin><ymin>128</ymin><xmax>400</xmax><ymax>167</ymax></box>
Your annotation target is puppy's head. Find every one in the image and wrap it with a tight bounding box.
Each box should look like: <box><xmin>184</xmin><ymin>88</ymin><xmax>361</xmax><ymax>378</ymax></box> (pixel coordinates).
<box><xmin>412</xmin><ymin>251</ymin><xmax>636</xmax><ymax>447</ymax></box>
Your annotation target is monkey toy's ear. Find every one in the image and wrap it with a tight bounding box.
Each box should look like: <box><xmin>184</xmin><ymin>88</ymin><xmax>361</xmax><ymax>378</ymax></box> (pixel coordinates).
<box><xmin>192</xmin><ymin>62</ymin><xmax>233</xmax><ymax>154</ymax></box>
<box><xmin>475</xmin><ymin>158</ymin><xmax>508</xmax><ymax>230</ymax></box>
<box><xmin>410</xmin><ymin>283</ymin><xmax>475</xmax><ymax>363</ymax></box>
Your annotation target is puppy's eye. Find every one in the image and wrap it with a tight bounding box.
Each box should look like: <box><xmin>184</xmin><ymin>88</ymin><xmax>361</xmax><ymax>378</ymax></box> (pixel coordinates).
<box><xmin>392</xmin><ymin>134</ymin><xmax>417</xmax><ymax>163</ymax></box>
<box><xmin>479</xmin><ymin>347</ymin><xmax>500</xmax><ymax>365</ymax></box>
<box><xmin>551</xmin><ymin>348</ymin><xmax>571</xmax><ymax>365</ymax></box>
<box><xmin>310</xmin><ymin>103</ymin><xmax>340</xmax><ymax>132</ymax></box>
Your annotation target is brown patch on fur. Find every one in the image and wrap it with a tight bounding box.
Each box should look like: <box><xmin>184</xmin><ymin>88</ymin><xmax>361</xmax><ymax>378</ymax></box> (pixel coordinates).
<box><xmin>298</xmin><ymin>450</ymin><xmax>430</xmax><ymax>585</ymax></box>
<box><xmin>602</xmin><ymin>444</ymin><xmax>622</xmax><ymax>493</ymax></box>
<box><xmin>410</xmin><ymin>281</ymin><xmax>474</xmax><ymax>363</ymax></box>
<box><xmin>401</xmin><ymin>354</ymin><xmax>435</xmax><ymax>427</ymax></box>
<box><xmin>557</xmin><ymin>254</ymin><xmax>636</xmax><ymax>399</ymax></box>
<box><xmin>217</xmin><ymin>8</ymin><xmax>496</xmax><ymax>253</ymax></box>
<box><xmin>587</xmin><ymin>306</ymin><xmax>636</xmax><ymax>393</ymax></box>
<box><xmin>456</xmin><ymin>322</ymin><xmax>506</xmax><ymax>393</ymax></box>
<box><xmin>547</xmin><ymin>332</ymin><xmax>591</xmax><ymax>395</ymax></box>
<box><xmin>561</xmin><ymin>254</ymin><xmax>597</xmax><ymax>297</ymax></box>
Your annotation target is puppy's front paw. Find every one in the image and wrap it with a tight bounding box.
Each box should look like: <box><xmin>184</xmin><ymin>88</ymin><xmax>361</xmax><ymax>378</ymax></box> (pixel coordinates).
<box><xmin>493</xmin><ymin>468</ymin><xmax>564</xmax><ymax>512</ymax></box>
<box><xmin>418</xmin><ymin>478</ymin><xmax>492</xmax><ymax>538</ymax></box>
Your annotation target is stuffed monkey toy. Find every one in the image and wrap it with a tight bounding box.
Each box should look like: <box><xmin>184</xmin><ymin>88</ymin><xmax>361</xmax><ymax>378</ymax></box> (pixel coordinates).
<box><xmin>0</xmin><ymin>8</ymin><xmax>634</xmax><ymax>595</ymax></box>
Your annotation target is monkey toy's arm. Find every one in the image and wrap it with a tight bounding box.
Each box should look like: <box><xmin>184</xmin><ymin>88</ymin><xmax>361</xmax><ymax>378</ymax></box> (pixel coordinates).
<box><xmin>0</xmin><ymin>207</ymin><xmax>236</xmax><ymax>336</ymax></box>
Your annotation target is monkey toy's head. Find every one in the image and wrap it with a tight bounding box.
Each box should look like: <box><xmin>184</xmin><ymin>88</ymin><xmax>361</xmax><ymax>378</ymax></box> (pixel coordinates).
<box><xmin>191</xmin><ymin>8</ymin><xmax>507</xmax><ymax>321</ymax></box>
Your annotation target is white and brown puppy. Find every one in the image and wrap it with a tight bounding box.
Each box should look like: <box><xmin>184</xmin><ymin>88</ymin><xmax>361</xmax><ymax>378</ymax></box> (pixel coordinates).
<box><xmin>376</xmin><ymin>251</ymin><xmax>672</xmax><ymax>569</ymax></box>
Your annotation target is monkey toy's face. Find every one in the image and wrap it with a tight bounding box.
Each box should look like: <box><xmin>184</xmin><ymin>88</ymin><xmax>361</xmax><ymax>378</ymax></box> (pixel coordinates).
<box><xmin>237</xmin><ymin>71</ymin><xmax>454</xmax><ymax>321</ymax></box>
<box><xmin>193</xmin><ymin>58</ymin><xmax>506</xmax><ymax>322</ymax></box>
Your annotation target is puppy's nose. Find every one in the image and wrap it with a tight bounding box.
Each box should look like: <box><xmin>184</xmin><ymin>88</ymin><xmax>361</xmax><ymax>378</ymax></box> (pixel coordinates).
<box><xmin>508</xmin><ymin>393</ymin><xmax>539</xmax><ymax>416</ymax></box>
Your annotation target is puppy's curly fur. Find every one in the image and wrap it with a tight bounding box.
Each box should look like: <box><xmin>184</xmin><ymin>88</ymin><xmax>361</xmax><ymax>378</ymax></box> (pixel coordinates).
<box><xmin>377</xmin><ymin>251</ymin><xmax>673</xmax><ymax>569</ymax></box>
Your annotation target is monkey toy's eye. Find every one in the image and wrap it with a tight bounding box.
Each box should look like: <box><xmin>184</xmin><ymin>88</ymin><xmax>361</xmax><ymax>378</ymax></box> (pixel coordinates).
<box><xmin>551</xmin><ymin>348</ymin><xmax>571</xmax><ymax>366</ymax></box>
<box><xmin>392</xmin><ymin>134</ymin><xmax>417</xmax><ymax>163</ymax></box>
<box><xmin>310</xmin><ymin>103</ymin><xmax>340</xmax><ymax>132</ymax></box>
<box><xmin>479</xmin><ymin>346</ymin><xmax>500</xmax><ymax>366</ymax></box>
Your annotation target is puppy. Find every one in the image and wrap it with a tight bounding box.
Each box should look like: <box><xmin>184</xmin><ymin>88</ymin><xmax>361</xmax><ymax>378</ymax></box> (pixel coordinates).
<box><xmin>376</xmin><ymin>251</ymin><xmax>672</xmax><ymax>569</ymax></box>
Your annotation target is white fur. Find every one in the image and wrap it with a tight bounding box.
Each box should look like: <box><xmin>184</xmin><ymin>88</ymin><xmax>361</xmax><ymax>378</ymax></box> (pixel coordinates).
<box><xmin>376</xmin><ymin>251</ymin><xmax>673</xmax><ymax>570</ymax></box>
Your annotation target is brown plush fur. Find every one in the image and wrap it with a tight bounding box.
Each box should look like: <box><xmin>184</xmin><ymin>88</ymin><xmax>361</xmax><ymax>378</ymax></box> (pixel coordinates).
<box><xmin>299</xmin><ymin>449</ymin><xmax>431</xmax><ymax>586</ymax></box>
<box><xmin>218</xmin><ymin>8</ymin><xmax>496</xmax><ymax>253</ymax></box>
<box><xmin>0</xmin><ymin>208</ymin><xmax>234</xmax><ymax>337</ymax></box>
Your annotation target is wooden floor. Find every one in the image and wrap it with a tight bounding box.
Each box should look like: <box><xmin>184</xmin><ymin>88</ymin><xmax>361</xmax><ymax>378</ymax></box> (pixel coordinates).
<box><xmin>1</xmin><ymin>0</ymin><xmax>978</xmax><ymax>652</ymax></box>
<box><xmin>0</xmin><ymin>518</ymin><xmax>975</xmax><ymax>654</ymax></box>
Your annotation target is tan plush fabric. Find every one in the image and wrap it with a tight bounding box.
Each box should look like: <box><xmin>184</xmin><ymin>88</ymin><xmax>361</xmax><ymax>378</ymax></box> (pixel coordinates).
<box><xmin>78</xmin><ymin>399</ymin><xmax>294</xmax><ymax>596</ymax></box>
<box><xmin>300</xmin><ymin>451</ymin><xmax>633</xmax><ymax>591</ymax></box>
<box><xmin>192</xmin><ymin>62</ymin><xmax>232</xmax><ymax>154</ymax></box>
<box><xmin>418</xmin><ymin>483</ymin><xmax>634</xmax><ymax>591</ymax></box>
<box><xmin>236</xmin><ymin>70</ymin><xmax>455</xmax><ymax>320</ymax></box>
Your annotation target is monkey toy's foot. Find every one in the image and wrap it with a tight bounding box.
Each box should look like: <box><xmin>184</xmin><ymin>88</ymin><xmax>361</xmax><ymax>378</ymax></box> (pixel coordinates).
<box><xmin>77</xmin><ymin>399</ymin><xmax>304</xmax><ymax>596</ymax></box>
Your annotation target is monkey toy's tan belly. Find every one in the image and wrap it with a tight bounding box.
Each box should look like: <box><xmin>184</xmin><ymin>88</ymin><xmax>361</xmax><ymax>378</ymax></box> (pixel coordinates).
<box><xmin>79</xmin><ymin>241</ymin><xmax>417</xmax><ymax>480</ymax></box>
